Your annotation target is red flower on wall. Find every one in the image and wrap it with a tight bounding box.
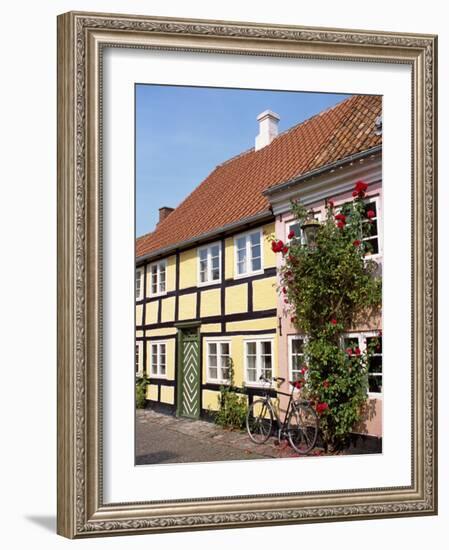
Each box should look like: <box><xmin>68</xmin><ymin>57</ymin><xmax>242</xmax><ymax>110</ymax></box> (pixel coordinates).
<box><xmin>353</xmin><ymin>239</ymin><xmax>361</xmax><ymax>247</ymax></box>
<box><xmin>290</xmin><ymin>316</ymin><xmax>297</xmax><ymax>324</ymax></box>
<box><xmin>354</xmin><ymin>180</ymin><xmax>369</xmax><ymax>198</ymax></box>
<box><xmin>367</xmin><ymin>210</ymin><xmax>375</xmax><ymax>219</ymax></box>
<box><xmin>316</xmin><ymin>402</ymin><xmax>329</xmax><ymax>414</ymax></box>
<box><xmin>354</xmin><ymin>347</ymin><xmax>361</xmax><ymax>356</ymax></box>
<box><xmin>330</xmin><ymin>319</ymin><xmax>337</xmax><ymax>325</ymax></box>
<box><xmin>337</xmin><ymin>221</ymin><xmax>345</xmax><ymax>229</ymax></box>
<box><xmin>335</xmin><ymin>213</ymin><xmax>346</xmax><ymax>222</ymax></box>
<box><xmin>282</xmin><ymin>246</ymin><xmax>289</xmax><ymax>255</ymax></box>
<box><xmin>346</xmin><ymin>348</ymin><xmax>353</xmax><ymax>356</ymax></box>
<box><xmin>327</xmin><ymin>199</ymin><xmax>335</xmax><ymax>208</ymax></box>
<box><xmin>282</xmin><ymin>287</ymin><xmax>287</xmax><ymax>294</ymax></box>
<box><xmin>287</xmin><ymin>229</ymin><xmax>296</xmax><ymax>239</ymax></box>
<box><xmin>323</xmin><ymin>380</ymin><xmax>330</xmax><ymax>388</ymax></box>
<box><xmin>271</xmin><ymin>240</ymin><xmax>284</xmax><ymax>253</ymax></box>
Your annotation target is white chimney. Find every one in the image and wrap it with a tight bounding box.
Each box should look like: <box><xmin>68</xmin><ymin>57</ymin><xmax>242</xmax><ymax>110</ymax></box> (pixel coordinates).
<box><xmin>255</xmin><ymin>110</ymin><xmax>280</xmax><ymax>151</ymax></box>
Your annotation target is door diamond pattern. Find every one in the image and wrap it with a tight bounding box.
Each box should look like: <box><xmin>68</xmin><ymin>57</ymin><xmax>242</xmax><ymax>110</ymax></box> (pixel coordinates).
<box><xmin>181</xmin><ymin>337</ymin><xmax>200</xmax><ymax>418</ymax></box>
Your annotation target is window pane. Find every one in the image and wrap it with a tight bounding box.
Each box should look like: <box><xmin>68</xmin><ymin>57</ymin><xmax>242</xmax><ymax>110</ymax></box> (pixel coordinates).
<box><xmin>208</xmin><ymin>343</ymin><xmax>217</xmax><ymax>355</ymax></box>
<box><xmin>220</xmin><ymin>342</ymin><xmax>229</xmax><ymax>355</ymax></box>
<box><xmin>251</xmin><ymin>256</ymin><xmax>261</xmax><ymax>271</ymax></box>
<box><xmin>199</xmin><ymin>249</ymin><xmax>207</xmax><ymax>261</ymax></box>
<box><xmin>369</xmin><ymin>375</ymin><xmax>382</xmax><ymax>393</ymax></box>
<box><xmin>159</xmin><ymin>265</ymin><xmax>166</xmax><ymax>292</ymax></box>
<box><xmin>246</xmin><ymin>342</ymin><xmax>256</xmax><ymax>355</ymax></box>
<box><xmin>237</xmin><ymin>261</ymin><xmax>246</xmax><ymax>275</ymax></box>
<box><xmin>211</xmin><ymin>245</ymin><xmax>220</xmax><ymax>258</ymax></box>
<box><xmin>261</xmin><ymin>341</ymin><xmax>272</xmax><ymax>355</ymax></box>
<box><xmin>237</xmin><ymin>236</ymin><xmax>246</xmax><ymax>251</ymax></box>
<box><xmin>292</xmin><ymin>339</ymin><xmax>304</xmax><ymax>354</ymax></box>
<box><xmin>237</xmin><ymin>248</ymin><xmax>246</xmax><ymax>262</ymax></box>
<box><xmin>208</xmin><ymin>367</ymin><xmax>218</xmax><ymax>380</ymax></box>
<box><xmin>247</xmin><ymin>368</ymin><xmax>257</xmax><ymax>382</ymax></box>
<box><xmin>249</xmin><ymin>232</ymin><xmax>260</xmax><ymax>246</ymax></box>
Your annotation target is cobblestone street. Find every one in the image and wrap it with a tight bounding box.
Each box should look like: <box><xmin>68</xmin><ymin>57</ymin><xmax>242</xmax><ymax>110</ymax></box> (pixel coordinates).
<box><xmin>136</xmin><ymin>409</ymin><xmax>323</xmax><ymax>465</ymax></box>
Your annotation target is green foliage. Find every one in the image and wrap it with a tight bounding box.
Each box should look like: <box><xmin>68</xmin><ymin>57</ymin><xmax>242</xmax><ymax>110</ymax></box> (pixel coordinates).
<box><xmin>273</xmin><ymin>186</ymin><xmax>382</xmax><ymax>448</ymax></box>
<box><xmin>135</xmin><ymin>374</ymin><xmax>149</xmax><ymax>409</ymax></box>
<box><xmin>214</xmin><ymin>358</ymin><xmax>248</xmax><ymax>430</ymax></box>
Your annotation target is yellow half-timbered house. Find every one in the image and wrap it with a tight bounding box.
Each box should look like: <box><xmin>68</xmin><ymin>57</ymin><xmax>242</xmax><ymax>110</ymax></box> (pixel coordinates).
<box><xmin>136</xmin><ymin>95</ymin><xmax>382</xmax><ymax>421</ymax></box>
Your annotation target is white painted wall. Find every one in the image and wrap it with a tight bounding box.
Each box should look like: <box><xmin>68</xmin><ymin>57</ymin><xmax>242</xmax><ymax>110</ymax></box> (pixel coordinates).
<box><xmin>0</xmin><ymin>1</ymin><xmax>446</xmax><ymax>549</ymax></box>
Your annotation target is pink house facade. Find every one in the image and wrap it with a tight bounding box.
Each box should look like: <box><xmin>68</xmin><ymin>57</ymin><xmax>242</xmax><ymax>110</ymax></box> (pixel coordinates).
<box><xmin>265</xmin><ymin>148</ymin><xmax>383</xmax><ymax>439</ymax></box>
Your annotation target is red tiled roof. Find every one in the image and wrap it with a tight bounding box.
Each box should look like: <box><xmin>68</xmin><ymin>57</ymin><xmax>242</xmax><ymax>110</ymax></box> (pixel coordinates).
<box><xmin>136</xmin><ymin>95</ymin><xmax>381</xmax><ymax>259</ymax></box>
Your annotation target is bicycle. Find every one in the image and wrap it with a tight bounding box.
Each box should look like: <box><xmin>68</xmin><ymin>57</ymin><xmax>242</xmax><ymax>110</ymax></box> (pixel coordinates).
<box><xmin>246</xmin><ymin>375</ymin><xmax>319</xmax><ymax>455</ymax></box>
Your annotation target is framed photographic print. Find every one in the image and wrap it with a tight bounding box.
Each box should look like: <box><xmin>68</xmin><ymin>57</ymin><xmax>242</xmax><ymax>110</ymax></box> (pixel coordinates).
<box><xmin>57</xmin><ymin>11</ymin><xmax>438</xmax><ymax>538</ymax></box>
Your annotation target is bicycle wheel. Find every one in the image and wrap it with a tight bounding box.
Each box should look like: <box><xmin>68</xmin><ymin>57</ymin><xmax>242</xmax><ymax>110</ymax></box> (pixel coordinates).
<box><xmin>287</xmin><ymin>403</ymin><xmax>318</xmax><ymax>454</ymax></box>
<box><xmin>246</xmin><ymin>399</ymin><xmax>273</xmax><ymax>444</ymax></box>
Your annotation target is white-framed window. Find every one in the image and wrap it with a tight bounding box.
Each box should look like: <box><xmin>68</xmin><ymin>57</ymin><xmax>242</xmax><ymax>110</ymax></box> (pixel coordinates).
<box><xmin>135</xmin><ymin>340</ymin><xmax>144</xmax><ymax>376</ymax></box>
<box><xmin>341</xmin><ymin>331</ymin><xmax>383</xmax><ymax>395</ymax></box>
<box><xmin>135</xmin><ymin>267</ymin><xmax>144</xmax><ymax>300</ymax></box>
<box><xmin>205</xmin><ymin>338</ymin><xmax>231</xmax><ymax>383</ymax></box>
<box><xmin>198</xmin><ymin>242</ymin><xmax>221</xmax><ymax>285</ymax></box>
<box><xmin>244</xmin><ymin>337</ymin><xmax>274</xmax><ymax>385</ymax></box>
<box><xmin>335</xmin><ymin>196</ymin><xmax>381</xmax><ymax>258</ymax></box>
<box><xmin>149</xmin><ymin>341</ymin><xmax>167</xmax><ymax>378</ymax></box>
<box><xmin>286</xmin><ymin>212</ymin><xmax>322</xmax><ymax>244</ymax></box>
<box><xmin>149</xmin><ymin>259</ymin><xmax>167</xmax><ymax>296</ymax></box>
<box><xmin>288</xmin><ymin>335</ymin><xmax>307</xmax><ymax>381</ymax></box>
<box><xmin>361</xmin><ymin>197</ymin><xmax>381</xmax><ymax>257</ymax></box>
<box><xmin>234</xmin><ymin>229</ymin><xmax>263</xmax><ymax>278</ymax></box>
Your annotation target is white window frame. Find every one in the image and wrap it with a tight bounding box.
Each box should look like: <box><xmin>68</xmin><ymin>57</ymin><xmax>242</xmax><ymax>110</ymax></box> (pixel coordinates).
<box><xmin>233</xmin><ymin>228</ymin><xmax>264</xmax><ymax>279</ymax></box>
<box><xmin>288</xmin><ymin>335</ymin><xmax>308</xmax><ymax>381</ymax></box>
<box><xmin>148</xmin><ymin>259</ymin><xmax>167</xmax><ymax>297</ymax></box>
<box><xmin>361</xmin><ymin>196</ymin><xmax>382</xmax><ymax>260</ymax></box>
<box><xmin>197</xmin><ymin>241</ymin><xmax>222</xmax><ymax>286</ymax></box>
<box><xmin>341</xmin><ymin>331</ymin><xmax>383</xmax><ymax>396</ymax></box>
<box><xmin>243</xmin><ymin>335</ymin><xmax>275</xmax><ymax>387</ymax></box>
<box><xmin>149</xmin><ymin>340</ymin><xmax>168</xmax><ymax>378</ymax></box>
<box><xmin>334</xmin><ymin>196</ymin><xmax>382</xmax><ymax>260</ymax></box>
<box><xmin>204</xmin><ymin>337</ymin><xmax>232</xmax><ymax>384</ymax></box>
<box><xmin>135</xmin><ymin>340</ymin><xmax>144</xmax><ymax>377</ymax></box>
<box><xmin>135</xmin><ymin>267</ymin><xmax>144</xmax><ymax>301</ymax></box>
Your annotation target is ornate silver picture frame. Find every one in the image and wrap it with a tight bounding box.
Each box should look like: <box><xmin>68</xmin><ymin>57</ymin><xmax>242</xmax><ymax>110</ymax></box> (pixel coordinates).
<box><xmin>57</xmin><ymin>11</ymin><xmax>437</xmax><ymax>538</ymax></box>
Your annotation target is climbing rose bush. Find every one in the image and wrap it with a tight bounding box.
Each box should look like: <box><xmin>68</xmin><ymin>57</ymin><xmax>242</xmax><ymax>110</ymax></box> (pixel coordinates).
<box><xmin>270</xmin><ymin>181</ymin><xmax>382</xmax><ymax>449</ymax></box>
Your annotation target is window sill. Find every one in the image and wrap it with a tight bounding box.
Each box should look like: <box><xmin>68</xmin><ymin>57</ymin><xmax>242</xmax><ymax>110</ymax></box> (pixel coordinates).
<box><xmin>233</xmin><ymin>269</ymin><xmax>264</xmax><ymax>280</ymax></box>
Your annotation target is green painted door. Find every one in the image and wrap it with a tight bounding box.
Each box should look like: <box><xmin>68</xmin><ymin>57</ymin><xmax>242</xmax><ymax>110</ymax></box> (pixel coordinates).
<box><xmin>177</xmin><ymin>327</ymin><xmax>200</xmax><ymax>419</ymax></box>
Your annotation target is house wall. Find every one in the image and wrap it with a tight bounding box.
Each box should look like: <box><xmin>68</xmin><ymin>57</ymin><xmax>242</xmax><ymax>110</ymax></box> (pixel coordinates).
<box><xmin>274</xmin><ymin>179</ymin><xmax>383</xmax><ymax>438</ymax></box>
<box><xmin>136</xmin><ymin>221</ymin><xmax>280</xmax><ymax>415</ymax></box>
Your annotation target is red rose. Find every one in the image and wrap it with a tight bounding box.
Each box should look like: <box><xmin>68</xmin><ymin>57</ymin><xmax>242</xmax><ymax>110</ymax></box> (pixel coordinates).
<box><xmin>290</xmin><ymin>316</ymin><xmax>297</xmax><ymax>324</ymax></box>
<box><xmin>353</xmin><ymin>239</ymin><xmax>361</xmax><ymax>247</ymax></box>
<box><xmin>300</xmin><ymin>366</ymin><xmax>308</xmax><ymax>375</ymax></box>
<box><xmin>316</xmin><ymin>402</ymin><xmax>329</xmax><ymax>414</ymax></box>
<box><xmin>337</xmin><ymin>221</ymin><xmax>345</xmax><ymax>229</ymax></box>
<box><xmin>282</xmin><ymin>246</ymin><xmax>289</xmax><ymax>255</ymax></box>
<box><xmin>284</xmin><ymin>299</ymin><xmax>289</xmax><ymax>304</ymax></box>
<box><xmin>294</xmin><ymin>380</ymin><xmax>302</xmax><ymax>390</ymax></box>
<box><xmin>271</xmin><ymin>240</ymin><xmax>284</xmax><ymax>253</ymax></box>
<box><xmin>287</xmin><ymin>230</ymin><xmax>296</xmax><ymax>239</ymax></box>
<box><xmin>335</xmin><ymin>213</ymin><xmax>346</xmax><ymax>222</ymax></box>
<box><xmin>323</xmin><ymin>380</ymin><xmax>330</xmax><ymax>388</ymax></box>
<box><xmin>282</xmin><ymin>287</ymin><xmax>287</xmax><ymax>294</ymax></box>
<box><xmin>367</xmin><ymin>210</ymin><xmax>375</xmax><ymax>219</ymax></box>
<box><xmin>346</xmin><ymin>348</ymin><xmax>353</xmax><ymax>356</ymax></box>
<box><xmin>355</xmin><ymin>180</ymin><xmax>369</xmax><ymax>193</ymax></box>
<box><xmin>285</xmin><ymin>270</ymin><xmax>292</xmax><ymax>278</ymax></box>
<box><xmin>327</xmin><ymin>199</ymin><xmax>335</xmax><ymax>208</ymax></box>
<box><xmin>354</xmin><ymin>347</ymin><xmax>361</xmax><ymax>356</ymax></box>
<box><xmin>330</xmin><ymin>319</ymin><xmax>337</xmax><ymax>325</ymax></box>
<box><xmin>352</xmin><ymin>190</ymin><xmax>359</xmax><ymax>198</ymax></box>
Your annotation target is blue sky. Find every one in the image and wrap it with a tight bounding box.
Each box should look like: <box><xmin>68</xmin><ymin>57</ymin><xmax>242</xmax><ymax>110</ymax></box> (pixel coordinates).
<box><xmin>135</xmin><ymin>85</ymin><xmax>350</xmax><ymax>237</ymax></box>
